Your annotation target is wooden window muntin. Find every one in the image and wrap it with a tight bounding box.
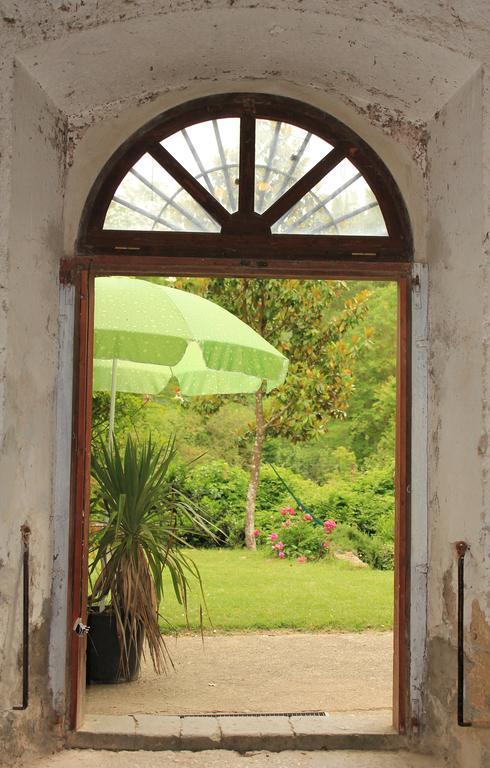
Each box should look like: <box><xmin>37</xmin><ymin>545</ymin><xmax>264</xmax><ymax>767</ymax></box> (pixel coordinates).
<box><xmin>78</xmin><ymin>94</ymin><xmax>412</xmax><ymax>265</ymax></box>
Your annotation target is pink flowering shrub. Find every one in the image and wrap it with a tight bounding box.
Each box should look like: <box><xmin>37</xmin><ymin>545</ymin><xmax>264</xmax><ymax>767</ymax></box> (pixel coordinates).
<box><xmin>259</xmin><ymin>506</ymin><xmax>336</xmax><ymax>561</ymax></box>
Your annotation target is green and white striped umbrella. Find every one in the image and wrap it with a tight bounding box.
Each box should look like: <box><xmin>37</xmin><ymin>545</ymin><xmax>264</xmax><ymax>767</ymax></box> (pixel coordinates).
<box><xmin>93</xmin><ymin>277</ymin><xmax>289</xmax><ymax>441</ymax></box>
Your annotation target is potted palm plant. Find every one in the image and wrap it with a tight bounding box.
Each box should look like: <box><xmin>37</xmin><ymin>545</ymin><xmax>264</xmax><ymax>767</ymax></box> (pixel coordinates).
<box><xmin>87</xmin><ymin>434</ymin><xmax>211</xmax><ymax>683</ymax></box>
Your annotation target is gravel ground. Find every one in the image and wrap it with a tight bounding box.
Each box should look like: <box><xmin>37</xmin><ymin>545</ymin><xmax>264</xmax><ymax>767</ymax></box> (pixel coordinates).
<box><xmin>86</xmin><ymin>631</ymin><xmax>393</xmax><ymax>716</ymax></box>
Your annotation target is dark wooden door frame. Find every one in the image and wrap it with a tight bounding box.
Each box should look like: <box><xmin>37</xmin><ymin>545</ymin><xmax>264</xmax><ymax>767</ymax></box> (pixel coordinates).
<box><xmin>67</xmin><ymin>269</ymin><xmax>94</xmax><ymax>729</ymax></box>
<box><xmin>65</xmin><ymin>90</ymin><xmax>413</xmax><ymax>733</ymax></box>
<box><xmin>65</xmin><ymin>259</ymin><xmax>411</xmax><ymax>733</ymax></box>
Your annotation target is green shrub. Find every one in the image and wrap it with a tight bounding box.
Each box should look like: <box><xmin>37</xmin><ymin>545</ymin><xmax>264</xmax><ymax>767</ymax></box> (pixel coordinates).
<box><xmin>181</xmin><ymin>461</ymin><xmax>324</xmax><ymax>547</ymax></box>
<box><xmin>181</xmin><ymin>460</ymin><xmax>249</xmax><ymax>546</ymax></box>
<box><xmin>255</xmin><ymin>506</ymin><xmax>337</xmax><ymax>561</ymax></box>
<box><xmin>317</xmin><ymin>463</ymin><xmax>394</xmax><ymax>536</ymax></box>
<box><xmin>373</xmin><ymin>511</ymin><xmax>395</xmax><ymax>543</ymax></box>
<box><xmin>255</xmin><ymin>465</ymin><xmax>323</xmax><ymax>514</ymax></box>
<box><xmin>257</xmin><ymin>463</ymin><xmax>395</xmax><ymax>538</ymax></box>
<box><xmin>180</xmin><ymin>459</ymin><xmax>395</xmax><ymax>570</ymax></box>
<box><xmin>330</xmin><ymin>523</ymin><xmax>394</xmax><ymax>570</ymax></box>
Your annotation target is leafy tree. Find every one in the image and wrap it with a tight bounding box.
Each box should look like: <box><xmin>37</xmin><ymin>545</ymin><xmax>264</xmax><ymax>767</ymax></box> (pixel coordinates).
<box><xmin>360</xmin><ymin>376</ymin><xmax>396</xmax><ymax>468</ymax></box>
<box><xmin>189</xmin><ymin>278</ymin><xmax>370</xmax><ymax>548</ymax></box>
<box><xmin>263</xmin><ymin>429</ymin><xmax>357</xmax><ymax>484</ymax></box>
<box><xmin>344</xmin><ymin>282</ymin><xmax>397</xmax><ymax>465</ymax></box>
<box><xmin>91</xmin><ymin>392</ymin><xmax>151</xmax><ymax>445</ymax></box>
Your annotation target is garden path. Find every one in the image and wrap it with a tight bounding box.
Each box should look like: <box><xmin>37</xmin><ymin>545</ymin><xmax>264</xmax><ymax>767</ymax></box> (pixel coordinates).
<box><xmin>86</xmin><ymin>631</ymin><xmax>392</xmax><ymax>716</ymax></box>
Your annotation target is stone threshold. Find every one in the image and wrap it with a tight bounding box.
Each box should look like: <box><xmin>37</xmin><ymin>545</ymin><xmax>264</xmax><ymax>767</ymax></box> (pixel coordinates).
<box><xmin>67</xmin><ymin>711</ymin><xmax>404</xmax><ymax>752</ymax></box>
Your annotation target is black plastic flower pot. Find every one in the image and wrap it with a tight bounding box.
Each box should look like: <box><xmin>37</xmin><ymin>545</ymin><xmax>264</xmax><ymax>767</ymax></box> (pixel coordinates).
<box><xmin>86</xmin><ymin>608</ymin><xmax>143</xmax><ymax>684</ymax></box>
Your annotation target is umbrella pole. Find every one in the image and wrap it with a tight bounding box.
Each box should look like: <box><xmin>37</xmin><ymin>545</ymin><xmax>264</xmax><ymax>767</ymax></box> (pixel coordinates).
<box><xmin>108</xmin><ymin>359</ymin><xmax>118</xmax><ymax>449</ymax></box>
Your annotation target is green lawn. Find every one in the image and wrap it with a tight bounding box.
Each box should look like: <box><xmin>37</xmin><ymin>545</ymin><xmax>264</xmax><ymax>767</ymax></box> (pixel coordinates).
<box><xmin>160</xmin><ymin>548</ymin><xmax>393</xmax><ymax>633</ymax></box>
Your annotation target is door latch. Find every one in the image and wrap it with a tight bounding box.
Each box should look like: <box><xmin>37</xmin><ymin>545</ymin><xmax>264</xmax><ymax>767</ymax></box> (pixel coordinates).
<box><xmin>73</xmin><ymin>618</ymin><xmax>90</xmax><ymax>636</ymax></box>
<box><xmin>412</xmin><ymin>273</ymin><xmax>422</xmax><ymax>309</ymax></box>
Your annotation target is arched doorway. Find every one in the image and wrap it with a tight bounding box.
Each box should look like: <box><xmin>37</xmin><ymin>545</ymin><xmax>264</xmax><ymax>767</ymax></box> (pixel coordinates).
<box><xmin>64</xmin><ymin>93</ymin><xmax>412</xmax><ymax>734</ymax></box>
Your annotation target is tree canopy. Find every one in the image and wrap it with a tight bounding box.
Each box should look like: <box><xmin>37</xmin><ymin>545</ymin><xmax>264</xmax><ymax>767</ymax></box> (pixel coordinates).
<box><xmin>177</xmin><ymin>278</ymin><xmax>371</xmax><ymax>547</ymax></box>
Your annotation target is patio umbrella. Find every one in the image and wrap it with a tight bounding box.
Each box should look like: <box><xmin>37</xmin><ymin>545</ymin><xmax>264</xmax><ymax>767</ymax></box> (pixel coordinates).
<box><xmin>94</xmin><ymin>277</ymin><xmax>289</xmax><ymax>442</ymax></box>
<box><xmin>93</xmin><ymin>342</ymin><xmax>284</xmax><ymax>397</ymax></box>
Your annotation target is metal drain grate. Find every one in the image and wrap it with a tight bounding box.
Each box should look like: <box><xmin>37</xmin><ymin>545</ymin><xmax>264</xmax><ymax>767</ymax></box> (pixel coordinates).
<box><xmin>180</xmin><ymin>711</ymin><xmax>328</xmax><ymax>718</ymax></box>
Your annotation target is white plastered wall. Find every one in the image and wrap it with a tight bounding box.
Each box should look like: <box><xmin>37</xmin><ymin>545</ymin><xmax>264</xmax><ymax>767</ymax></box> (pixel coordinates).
<box><xmin>0</xmin><ymin>62</ymin><xmax>66</xmax><ymax>759</ymax></box>
<box><xmin>424</xmin><ymin>70</ymin><xmax>490</xmax><ymax>765</ymax></box>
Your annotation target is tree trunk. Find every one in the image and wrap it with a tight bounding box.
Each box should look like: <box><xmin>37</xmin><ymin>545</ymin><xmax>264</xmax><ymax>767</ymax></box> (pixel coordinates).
<box><xmin>244</xmin><ymin>387</ymin><xmax>266</xmax><ymax>550</ymax></box>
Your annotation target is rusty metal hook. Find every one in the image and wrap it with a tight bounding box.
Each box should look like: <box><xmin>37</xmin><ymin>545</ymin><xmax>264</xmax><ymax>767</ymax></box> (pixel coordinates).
<box><xmin>455</xmin><ymin>541</ymin><xmax>472</xmax><ymax>727</ymax></box>
<box><xmin>13</xmin><ymin>524</ymin><xmax>30</xmax><ymax>711</ymax></box>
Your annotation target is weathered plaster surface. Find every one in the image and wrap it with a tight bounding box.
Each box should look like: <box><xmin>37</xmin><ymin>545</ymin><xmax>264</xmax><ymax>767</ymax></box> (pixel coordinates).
<box><xmin>425</xmin><ymin>69</ymin><xmax>490</xmax><ymax>767</ymax></box>
<box><xmin>15</xmin><ymin>7</ymin><xmax>477</xmax><ymax>121</ymax></box>
<box><xmin>0</xmin><ymin>61</ymin><xmax>66</xmax><ymax>763</ymax></box>
<box><xmin>0</xmin><ymin>2</ymin><xmax>489</xmax><ymax>766</ymax></box>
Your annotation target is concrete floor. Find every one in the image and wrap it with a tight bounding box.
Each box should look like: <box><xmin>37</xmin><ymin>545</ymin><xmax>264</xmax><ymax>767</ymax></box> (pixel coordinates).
<box><xmin>26</xmin><ymin>749</ymin><xmax>445</xmax><ymax>767</ymax></box>
<box><xmin>53</xmin><ymin>632</ymin><xmax>415</xmax><ymax>767</ymax></box>
<box><xmin>69</xmin><ymin>710</ymin><xmax>397</xmax><ymax>752</ymax></box>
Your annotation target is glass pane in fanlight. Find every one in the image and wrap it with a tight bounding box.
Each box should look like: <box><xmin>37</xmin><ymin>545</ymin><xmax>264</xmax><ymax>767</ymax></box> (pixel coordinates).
<box><xmin>272</xmin><ymin>158</ymin><xmax>388</xmax><ymax>235</ymax></box>
<box><xmin>160</xmin><ymin>118</ymin><xmax>240</xmax><ymax>212</ymax></box>
<box><xmin>255</xmin><ymin>120</ymin><xmax>333</xmax><ymax>214</ymax></box>
<box><xmin>103</xmin><ymin>153</ymin><xmax>220</xmax><ymax>232</ymax></box>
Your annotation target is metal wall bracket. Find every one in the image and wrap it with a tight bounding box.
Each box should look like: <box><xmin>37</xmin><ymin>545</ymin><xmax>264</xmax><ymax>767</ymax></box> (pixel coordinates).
<box><xmin>412</xmin><ymin>272</ymin><xmax>422</xmax><ymax>309</ymax></box>
<box><xmin>456</xmin><ymin>540</ymin><xmax>472</xmax><ymax>727</ymax></box>
<box><xmin>13</xmin><ymin>523</ymin><xmax>30</xmax><ymax>711</ymax></box>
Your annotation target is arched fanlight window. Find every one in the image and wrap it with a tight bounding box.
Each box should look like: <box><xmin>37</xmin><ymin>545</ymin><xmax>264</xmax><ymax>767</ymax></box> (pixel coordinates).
<box><xmin>79</xmin><ymin>94</ymin><xmax>411</xmax><ymax>263</ymax></box>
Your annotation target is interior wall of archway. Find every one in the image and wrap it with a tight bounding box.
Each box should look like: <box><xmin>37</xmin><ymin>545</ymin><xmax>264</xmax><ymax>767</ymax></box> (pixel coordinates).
<box><xmin>0</xmin><ymin>5</ymin><xmax>488</xmax><ymax>766</ymax></box>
